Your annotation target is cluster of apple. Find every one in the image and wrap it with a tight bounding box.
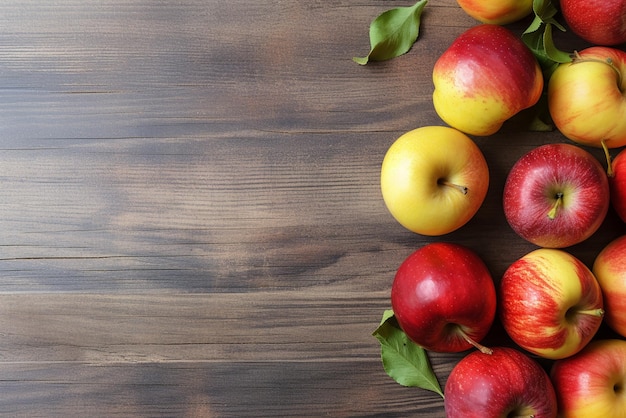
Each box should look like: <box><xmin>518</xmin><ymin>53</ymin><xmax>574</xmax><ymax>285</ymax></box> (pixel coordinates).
<box><xmin>378</xmin><ymin>0</ymin><xmax>626</xmax><ymax>416</ymax></box>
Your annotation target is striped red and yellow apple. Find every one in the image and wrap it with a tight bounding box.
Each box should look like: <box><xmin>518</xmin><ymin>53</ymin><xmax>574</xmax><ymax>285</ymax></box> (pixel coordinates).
<box><xmin>432</xmin><ymin>24</ymin><xmax>543</xmax><ymax>136</ymax></box>
<box><xmin>549</xmin><ymin>46</ymin><xmax>626</xmax><ymax>149</ymax></box>
<box><xmin>551</xmin><ymin>339</ymin><xmax>626</xmax><ymax>418</ymax></box>
<box><xmin>593</xmin><ymin>235</ymin><xmax>626</xmax><ymax>338</ymax></box>
<box><xmin>499</xmin><ymin>248</ymin><xmax>604</xmax><ymax>360</ymax></box>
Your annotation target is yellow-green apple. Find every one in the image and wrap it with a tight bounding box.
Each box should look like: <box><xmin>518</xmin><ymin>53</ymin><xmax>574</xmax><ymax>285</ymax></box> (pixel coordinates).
<box><xmin>503</xmin><ymin>143</ymin><xmax>610</xmax><ymax>248</ymax></box>
<box><xmin>444</xmin><ymin>347</ymin><xmax>558</xmax><ymax>418</ymax></box>
<box><xmin>432</xmin><ymin>24</ymin><xmax>543</xmax><ymax>136</ymax></box>
<box><xmin>548</xmin><ymin>47</ymin><xmax>626</xmax><ymax>150</ymax></box>
<box><xmin>550</xmin><ymin>339</ymin><xmax>626</xmax><ymax>418</ymax></box>
<box><xmin>610</xmin><ymin>149</ymin><xmax>626</xmax><ymax>222</ymax></box>
<box><xmin>560</xmin><ymin>0</ymin><xmax>626</xmax><ymax>46</ymax></box>
<box><xmin>380</xmin><ymin>126</ymin><xmax>489</xmax><ymax>236</ymax></box>
<box><xmin>391</xmin><ymin>242</ymin><xmax>496</xmax><ymax>353</ymax></box>
<box><xmin>455</xmin><ymin>0</ymin><xmax>533</xmax><ymax>24</ymax></box>
<box><xmin>593</xmin><ymin>235</ymin><xmax>626</xmax><ymax>337</ymax></box>
<box><xmin>500</xmin><ymin>248</ymin><xmax>604</xmax><ymax>360</ymax></box>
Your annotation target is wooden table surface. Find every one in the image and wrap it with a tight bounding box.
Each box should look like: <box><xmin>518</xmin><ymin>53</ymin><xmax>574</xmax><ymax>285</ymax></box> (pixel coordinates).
<box><xmin>2</xmin><ymin>1</ymin><xmax>625</xmax><ymax>416</ymax></box>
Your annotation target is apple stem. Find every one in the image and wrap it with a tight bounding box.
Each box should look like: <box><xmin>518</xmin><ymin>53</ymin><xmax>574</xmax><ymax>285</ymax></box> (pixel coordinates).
<box><xmin>572</xmin><ymin>51</ymin><xmax>623</xmax><ymax>89</ymax></box>
<box><xmin>547</xmin><ymin>192</ymin><xmax>563</xmax><ymax>220</ymax></box>
<box><xmin>578</xmin><ymin>308</ymin><xmax>605</xmax><ymax>317</ymax></box>
<box><xmin>601</xmin><ymin>140</ymin><xmax>614</xmax><ymax>178</ymax></box>
<box><xmin>457</xmin><ymin>328</ymin><xmax>492</xmax><ymax>355</ymax></box>
<box><xmin>438</xmin><ymin>179</ymin><xmax>468</xmax><ymax>195</ymax></box>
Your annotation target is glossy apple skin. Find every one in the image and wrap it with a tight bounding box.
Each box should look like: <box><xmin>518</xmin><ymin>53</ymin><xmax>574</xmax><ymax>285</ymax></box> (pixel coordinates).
<box><xmin>500</xmin><ymin>248</ymin><xmax>604</xmax><ymax>360</ymax></box>
<box><xmin>391</xmin><ymin>242</ymin><xmax>496</xmax><ymax>353</ymax></box>
<box><xmin>455</xmin><ymin>0</ymin><xmax>533</xmax><ymax>24</ymax></box>
<box><xmin>593</xmin><ymin>235</ymin><xmax>626</xmax><ymax>337</ymax></box>
<box><xmin>551</xmin><ymin>339</ymin><xmax>626</xmax><ymax>418</ymax></box>
<box><xmin>549</xmin><ymin>47</ymin><xmax>626</xmax><ymax>148</ymax></box>
<box><xmin>610</xmin><ymin>149</ymin><xmax>626</xmax><ymax>222</ymax></box>
<box><xmin>503</xmin><ymin>143</ymin><xmax>609</xmax><ymax>248</ymax></box>
<box><xmin>380</xmin><ymin>126</ymin><xmax>489</xmax><ymax>236</ymax></box>
<box><xmin>444</xmin><ymin>347</ymin><xmax>558</xmax><ymax>418</ymax></box>
<box><xmin>560</xmin><ymin>0</ymin><xmax>626</xmax><ymax>46</ymax></box>
<box><xmin>433</xmin><ymin>24</ymin><xmax>543</xmax><ymax>136</ymax></box>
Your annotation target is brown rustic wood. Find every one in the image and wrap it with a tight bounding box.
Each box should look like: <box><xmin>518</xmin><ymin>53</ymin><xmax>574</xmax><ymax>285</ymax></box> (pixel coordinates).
<box><xmin>0</xmin><ymin>0</ymin><xmax>624</xmax><ymax>416</ymax></box>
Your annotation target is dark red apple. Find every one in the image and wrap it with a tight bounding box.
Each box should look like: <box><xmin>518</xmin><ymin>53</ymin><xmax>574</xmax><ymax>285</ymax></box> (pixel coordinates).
<box><xmin>444</xmin><ymin>347</ymin><xmax>558</xmax><ymax>417</ymax></box>
<box><xmin>560</xmin><ymin>0</ymin><xmax>626</xmax><ymax>46</ymax></box>
<box><xmin>503</xmin><ymin>143</ymin><xmax>610</xmax><ymax>248</ymax></box>
<box><xmin>610</xmin><ymin>148</ymin><xmax>626</xmax><ymax>222</ymax></box>
<box><xmin>391</xmin><ymin>242</ymin><xmax>496</xmax><ymax>353</ymax></box>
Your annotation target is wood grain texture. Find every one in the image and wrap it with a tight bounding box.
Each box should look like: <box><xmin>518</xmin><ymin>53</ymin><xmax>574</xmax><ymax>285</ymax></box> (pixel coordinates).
<box><xmin>0</xmin><ymin>0</ymin><xmax>624</xmax><ymax>416</ymax></box>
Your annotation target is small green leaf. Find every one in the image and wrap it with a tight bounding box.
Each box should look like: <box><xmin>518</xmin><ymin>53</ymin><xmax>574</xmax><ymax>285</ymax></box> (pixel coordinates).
<box><xmin>353</xmin><ymin>0</ymin><xmax>428</xmax><ymax>65</ymax></box>
<box><xmin>521</xmin><ymin>0</ymin><xmax>572</xmax><ymax>79</ymax></box>
<box><xmin>544</xmin><ymin>24</ymin><xmax>572</xmax><ymax>64</ymax></box>
<box><xmin>372</xmin><ymin>310</ymin><xmax>444</xmax><ymax>398</ymax></box>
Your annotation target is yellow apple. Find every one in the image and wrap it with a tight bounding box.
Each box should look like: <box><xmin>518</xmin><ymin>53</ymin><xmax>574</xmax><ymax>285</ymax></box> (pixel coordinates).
<box><xmin>456</xmin><ymin>0</ymin><xmax>533</xmax><ymax>25</ymax></box>
<box><xmin>548</xmin><ymin>46</ymin><xmax>626</xmax><ymax>149</ymax></box>
<box><xmin>380</xmin><ymin>126</ymin><xmax>489</xmax><ymax>236</ymax></box>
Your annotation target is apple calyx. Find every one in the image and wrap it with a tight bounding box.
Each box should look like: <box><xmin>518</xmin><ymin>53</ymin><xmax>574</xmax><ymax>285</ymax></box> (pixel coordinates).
<box><xmin>438</xmin><ymin>179</ymin><xmax>468</xmax><ymax>195</ymax></box>
<box><xmin>547</xmin><ymin>192</ymin><xmax>563</xmax><ymax>220</ymax></box>
<box><xmin>455</xmin><ymin>325</ymin><xmax>493</xmax><ymax>354</ymax></box>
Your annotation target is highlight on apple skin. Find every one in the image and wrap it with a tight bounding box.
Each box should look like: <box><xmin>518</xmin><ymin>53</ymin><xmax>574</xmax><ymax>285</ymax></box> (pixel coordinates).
<box><xmin>499</xmin><ymin>248</ymin><xmax>604</xmax><ymax>360</ymax></box>
<box><xmin>444</xmin><ymin>347</ymin><xmax>558</xmax><ymax>418</ymax></box>
<box><xmin>503</xmin><ymin>143</ymin><xmax>610</xmax><ymax>248</ymax></box>
<box><xmin>550</xmin><ymin>339</ymin><xmax>626</xmax><ymax>418</ymax></box>
<box><xmin>391</xmin><ymin>242</ymin><xmax>496</xmax><ymax>354</ymax></box>
<box><xmin>432</xmin><ymin>24</ymin><xmax>543</xmax><ymax>136</ymax></box>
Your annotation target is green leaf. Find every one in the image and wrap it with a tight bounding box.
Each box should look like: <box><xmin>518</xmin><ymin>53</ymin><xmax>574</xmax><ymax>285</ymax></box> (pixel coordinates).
<box><xmin>353</xmin><ymin>0</ymin><xmax>428</xmax><ymax>65</ymax></box>
<box><xmin>372</xmin><ymin>310</ymin><xmax>444</xmax><ymax>398</ymax></box>
<box><xmin>521</xmin><ymin>0</ymin><xmax>572</xmax><ymax>79</ymax></box>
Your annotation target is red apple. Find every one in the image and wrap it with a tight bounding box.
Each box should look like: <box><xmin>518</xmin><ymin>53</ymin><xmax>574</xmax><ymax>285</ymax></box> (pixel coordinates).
<box><xmin>432</xmin><ymin>24</ymin><xmax>543</xmax><ymax>136</ymax></box>
<box><xmin>593</xmin><ymin>235</ymin><xmax>626</xmax><ymax>337</ymax></box>
<box><xmin>444</xmin><ymin>347</ymin><xmax>558</xmax><ymax>418</ymax></box>
<box><xmin>500</xmin><ymin>248</ymin><xmax>604</xmax><ymax>360</ymax></box>
<box><xmin>551</xmin><ymin>339</ymin><xmax>626</xmax><ymax>417</ymax></box>
<box><xmin>503</xmin><ymin>143</ymin><xmax>610</xmax><ymax>248</ymax></box>
<box><xmin>610</xmin><ymin>149</ymin><xmax>626</xmax><ymax>222</ymax></box>
<box><xmin>391</xmin><ymin>242</ymin><xmax>495</xmax><ymax>353</ymax></box>
<box><xmin>560</xmin><ymin>0</ymin><xmax>626</xmax><ymax>46</ymax></box>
